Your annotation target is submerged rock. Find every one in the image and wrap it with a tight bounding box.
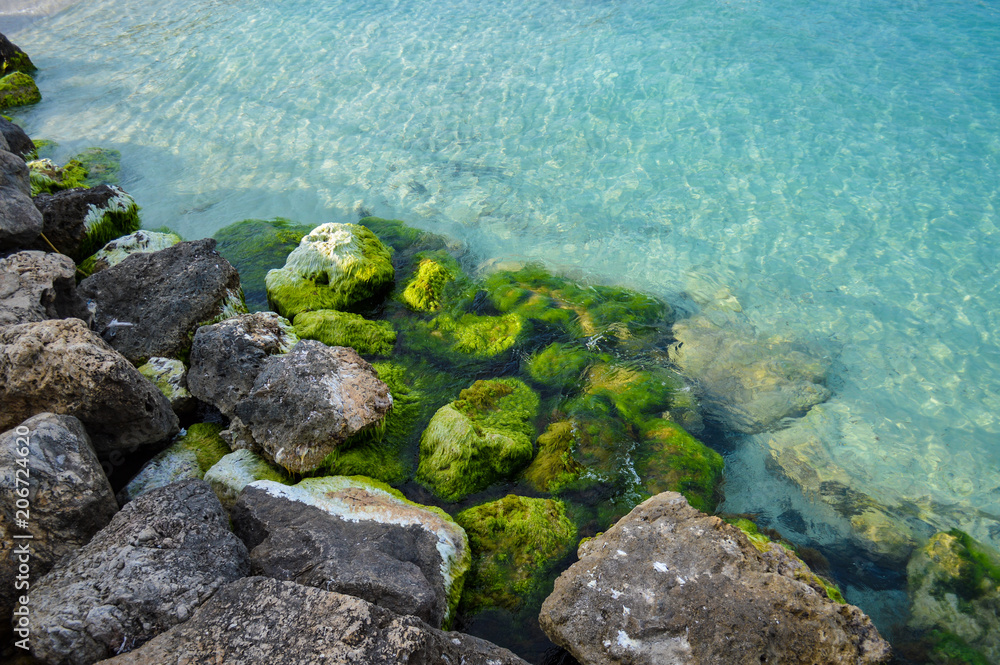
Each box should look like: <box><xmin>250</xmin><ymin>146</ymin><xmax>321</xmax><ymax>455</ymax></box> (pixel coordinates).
<box><xmin>118</xmin><ymin>423</ymin><xmax>230</xmax><ymax>504</ymax></box>
<box><xmin>634</xmin><ymin>418</ymin><xmax>724</xmax><ymax>513</ymax></box>
<box><xmin>0</xmin><ymin>149</ymin><xmax>43</xmax><ymax>250</ymax></box>
<box><xmin>0</xmin><ymin>251</ymin><xmax>90</xmax><ymax>327</ymax></box>
<box><xmin>293</xmin><ymin>308</ymin><xmax>396</xmax><ymax>355</ymax></box>
<box><xmin>0</xmin><ymin>71</ymin><xmax>40</xmax><ymax>110</ymax></box>
<box><xmin>136</xmin><ymin>356</ymin><xmax>194</xmax><ymax>415</ymax></box>
<box><xmin>72</xmin><ymin>147</ymin><xmax>121</xmax><ymax>188</ymax></box>
<box><xmin>203</xmin><ymin>449</ymin><xmax>291</xmax><ymax>509</ymax></box>
<box><xmin>31</xmin><ymin>184</ymin><xmax>140</xmax><ymax>262</ymax></box>
<box><xmin>79</xmin><ymin>229</ymin><xmax>181</xmax><ymax>275</ymax></box>
<box><xmin>402</xmin><ymin>255</ymin><xmax>456</xmax><ymax>312</ymax></box>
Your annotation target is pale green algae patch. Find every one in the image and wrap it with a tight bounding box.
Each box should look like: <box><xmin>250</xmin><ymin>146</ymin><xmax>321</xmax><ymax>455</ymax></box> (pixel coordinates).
<box><xmin>252</xmin><ymin>475</ymin><xmax>471</xmax><ymax>627</ymax></box>
<box><xmin>79</xmin><ymin>230</ymin><xmax>182</xmax><ymax>275</ymax></box>
<box><xmin>203</xmin><ymin>449</ymin><xmax>292</xmax><ymax>509</ymax></box>
<box><xmin>137</xmin><ymin>356</ymin><xmax>191</xmax><ymax>410</ymax></box>
<box><xmin>409</xmin><ymin>311</ymin><xmax>523</xmax><ymax>360</ymax></box>
<box><xmin>417</xmin><ymin>378</ymin><xmax>540</xmax><ymax>502</ymax></box>
<box><xmin>455</xmin><ymin>494</ymin><xmax>576</xmax><ymax>614</ymax></box>
<box><xmin>265</xmin><ymin>222</ymin><xmax>395</xmax><ymax>319</ymax></box>
<box><xmin>0</xmin><ymin>71</ymin><xmax>40</xmax><ymax>110</ymax></box>
<box><xmin>28</xmin><ymin>158</ymin><xmax>86</xmax><ymax>196</ymax></box>
<box><xmin>119</xmin><ymin>423</ymin><xmax>230</xmax><ymax>503</ymax></box>
<box><xmin>293</xmin><ymin>309</ymin><xmax>396</xmax><ymax>356</ymax></box>
<box><xmin>634</xmin><ymin>418</ymin><xmax>724</xmax><ymax>513</ymax></box>
<box><xmin>402</xmin><ymin>256</ymin><xmax>455</xmax><ymax>312</ymax></box>
<box><xmin>214</xmin><ymin>218</ymin><xmax>313</xmax><ymax>311</ymax></box>
<box><xmin>72</xmin><ymin>147</ymin><xmax>121</xmax><ymax>187</ymax></box>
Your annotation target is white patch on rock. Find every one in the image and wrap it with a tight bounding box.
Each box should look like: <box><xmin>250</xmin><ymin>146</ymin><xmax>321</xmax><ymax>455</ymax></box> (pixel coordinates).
<box><xmin>654</xmin><ymin>561</ymin><xmax>669</xmax><ymax>573</ymax></box>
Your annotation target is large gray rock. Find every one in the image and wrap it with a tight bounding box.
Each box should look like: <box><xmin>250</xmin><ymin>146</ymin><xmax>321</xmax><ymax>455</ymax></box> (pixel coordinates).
<box><xmin>0</xmin><ymin>250</ymin><xmax>90</xmax><ymax>327</ymax></box>
<box><xmin>0</xmin><ymin>149</ymin><xmax>42</xmax><ymax>250</ymax></box>
<box><xmin>29</xmin><ymin>480</ymin><xmax>249</xmax><ymax>665</ymax></box>
<box><xmin>224</xmin><ymin>341</ymin><xmax>392</xmax><ymax>473</ymax></box>
<box><xmin>30</xmin><ymin>185</ymin><xmax>140</xmax><ymax>263</ymax></box>
<box><xmin>231</xmin><ymin>476</ymin><xmax>470</xmax><ymax>629</ymax></box>
<box><xmin>0</xmin><ymin>116</ymin><xmax>34</xmax><ymax>159</ymax></box>
<box><xmin>0</xmin><ymin>319</ymin><xmax>179</xmax><ymax>453</ymax></box>
<box><xmin>539</xmin><ymin>492</ymin><xmax>890</xmax><ymax>665</ymax></box>
<box><xmin>79</xmin><ymin>238</ymin><xmax>246</xmax><ymax>364</ymax></box>
<box><xmin>0</xmin><ymin>414</ymin><xmax>117</xmax><ymax>626</ymax></box>
<box><xmin>96</xmin><ymin>576</ymin><xmax>529</xmax><ymax>665</ymax></box>
<box><xmin>187</xmin><ymin>311</ymin><xmax>298</xmax><ymax>416</ymax></box>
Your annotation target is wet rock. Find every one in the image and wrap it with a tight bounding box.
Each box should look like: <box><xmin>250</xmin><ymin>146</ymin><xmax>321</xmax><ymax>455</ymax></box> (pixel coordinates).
<box><xmin>224</xmin><ymin>341</ymin><xmax>392</xmax><ymax>474</ymax></box>
<box><xmin>0</xmin><ymin>414</ymin><xmax>117</xmax><ymax>627</ymax></box>
<box><xmin>202</xmin><ymin>449</ymin><xmax>291</xmax><ymax>509</ymax></box>
<box><xmin>539</xmin><ymin>492</ymin><xmax>890</xmax><ymax>665</ymax></box>
<box><xmin>31</xmin><ymin>185</ymin><xmax>140</xmax><ymax>262</ymax></box>
<box><xmin>0</xmin><ymin>251</ymin><xmax>90</xmax><ymax>327</ymax></box>
<box><xmin>0</xmin><ymin>149</ymin><xmax>43</xmax><ymax>250</ymax></box>
<box><xmin>96</xmin><ymin>576</ymin><xmax>530</xmax><ymax>665</ymax></box>
<box><xmin>136</xmin><ymin>357</ymin><xmax>194</xmax><ymax>416</ymax></box>
<box><xmin>27</xmin><ymin>157</ymin><xmax>86</xmax><ymax>196</ymax></box>
<box><xmin>0</xmin><ymin>319</ymin><xmax>179</xmax><ymax>453</ymax></box>
<box><xmin>118</xmin><ymin>424</ymin><xmax>230</xmax><ymax>504</ymax></box>
<box><xmin>79</xmin><ymin>229</ymin><xmax>181</xmax><ymax>275</ymax></box>
<box><xmin>79</xmin><ymin>238</ymin><xmax>246</xmax><ymax>364</ymax></box>
<box><xmin>293</xmin><ymin>309</ymin><xmax>396</xmax><ymax>356</ymax></box>
<box><xmin>0</xmin><ymin>34</ymin><xmax>35</xmax><ymax>77</ymax></box>
<box><xmin>186</xmin><ymin>312</ymin><xmax>298</xmax><ymax>416</ymax></box>
<box><xmin>0</xmin><ymin>72</ymin><xmax>40</xmax><ymax>110</ymax></box>
<box><xmin>29</xmin><ymin>480</ymin><xmax>249</xmax><ymax>665</ymax></box>
<box><xmin>0</xmin><ymin>116</ymin><xmax>34</xmax><ymax>159</ymax></box>
<box><xmin>232</xmin><ymin>476</ymin><xmax>470</xmax><ymax>628</ymax></box>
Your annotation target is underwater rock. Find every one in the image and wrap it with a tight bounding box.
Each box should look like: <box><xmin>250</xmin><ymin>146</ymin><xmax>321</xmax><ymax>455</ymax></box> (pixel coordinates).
<box><xmin>95</xmin><ymin>577</ymin><xmax>531</xmax><ymax>665</ymax></box>
<box><xmin>0</xmin><ymin>148</ymin><xmax>42</xmax><ymax>249</ymax></box>
<box><xmin>416</xmin><ymin>378</ymin><xmax>539</xmax><ymax>502</ymax></box>
<box><xmin>522</xmin><ymin>421</ymin><xmax>586</xmax><ymax>494</ymax></box>
<box><xmin>293</xmin><ymin>309</ymin><xmax>396</xmax><ymax>356</ymax></box>
<box><xmin>0</xmin><ymin>34</ymin><xmax>35</xmax><ymax>77</ymax></box>
<box><xmin>232</xmin><ymin>476</ymin><xmax>470</xmax><ymax>629</ymax></box>
<box><xmin>0</xmin><ymin>116</ymin><xmax>34</xmax><ymax>159</ymax></box>
<box><xmin>0</xmin><ymin>318</ymin><xmax>178</xmax><ymax>454</ymax></box>
<box><xmin>0</xmin><ymin>71</ymin><xmax>40</xmax><ymax>111</ymax></box>
<box><xmin>136</xmin><ymin>356</ymin><xmax>194</xmax><ymax>416</ymax></box>
<box><xmin>455</xmin><ymin>494</ymin><xmax>576</xmax><ymax>615</ymax></box>
<box><xmin>71</xmin><ymin>147</ymin><xmax>121</xmax><ymax>187</ymax></box>
<box><xmin>540</xmin><ymin>492</ymin><xmax>890</xmax><ymax>665</ymax></box>
<box><xmin>187</xmin><ymin>311</ymin><xmax>298</xmax><ymax>417</ymax></box>
<box><xmin>634</xmin><ymin>418</ymin><xmax>724</xmax><ymax>513</ymax></box>
<box><xmin>408</xmin><ymin>311</ymin><xmax>524</xmax><ymax>360</ymax></box>
<box><xmin>402</xmin><ymin>255</ymin><xmax>456</xmax><ymax>312</ymax></box>
<box><xmin>203</xmin><ymin>449</ymin><xmax>292</xmax><ymax>509</ymax></box>
<box><xmin>79</xmin><ymin>229</ymin><xmax>181</xmax><ymax>275</ymax></box>
<box><xmin>0</xmin><ymin>251</ymin><xmax>90</xmax><ymax>327</ymax></box>
<box><xmin>225</xmin><ymin>341</ymin><xmax>393</xmax><ymax>474</ymax></box>
<box><xmin>79</xmin><ymin>238</ymin><xmax>246</xmax><ymax>364</ymax></box>
<box><xmin>526</xmin><ymin>341</ymin><xmax>596</xmax><ymax>391</ymax></box>
<box><xmin>0</xmin><ymin>414</ymin><xmax>118</xmax><ymax>627</ymax></box>
<box><xmin>265</xmin><ymin>222</ymin><xmax>394</xmax><ymax>319</ymax></box>
<box><xmin>31</xmin><ymin>184</ymin><xmax>140</xmax><ymax>262</ymax></box>
<box><xmin>28</xmin><ymin>480</ymin><xmax>249</xmax><ymax>665</ymax></box>
<box><xmin>118</xmin><ymin>423</ymin><xmax>230</xmax><ymax>504</ymax></box>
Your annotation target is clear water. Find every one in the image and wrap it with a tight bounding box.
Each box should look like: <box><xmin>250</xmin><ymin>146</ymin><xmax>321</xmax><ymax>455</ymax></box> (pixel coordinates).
<box><xmin>7</xmin><ymin>0</ymin><xmax>1000</xmax><ymax>650</ymax></box>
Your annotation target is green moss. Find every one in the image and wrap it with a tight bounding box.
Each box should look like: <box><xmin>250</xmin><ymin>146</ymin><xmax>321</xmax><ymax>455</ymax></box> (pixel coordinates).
<box><xmin>357</xmin><ymin>216</ymin><xmax>429</xmax><ymax>252</ymax></box>
<box><xmin>71</xmin><ymin>147</ymin><xmax>121</xmax><ymax>187</ymax></box>
<box><xmin>1</xmin><ymin>48</ymin><xmax>35</xmax><ymax>77</ymax></box>
<box><xmin>924</xmin><ymin>630</ymin><xmax>992</xmax><ymax>665</ymax></box>
<box><xmin>0</xmin><ymin>72</ymin><xmax>40</xmax><ymax>110</ymax></box>
<box><xmin>293</xmin><ymin>309</ymin><xmax>396</xmax><ymax>356</ymax></box>
<box><xmin>203</xmin><ymin>449</ymin><xmax>293</xmax><ymax>508</ymax></box>
<box><xmin>76</xmin><ymin>187</ymin><xmax>142</xmax><ymax>261</ymax></box>
<box><xmin>179</xmin><ymin>423</ymin><xmax>231</xmax><ymax>472</ymax></box>
<box><xmin>119</xmin><ymin>423</ymin><xmax>230</xmax><ymax>503</ymax></box>
<box><xmin>455</xmin><ymin>495</ymin><xmax>576</xmax><ymax>614</ymax></box>
<box><xmin>936</xmin><ymin>530</ymin><xmax>1000</xmax><ymax>602</ymax></box>
<box><xmin>410</xmin><ymin>311</ymin><xmax>523</xmax><ymax>360</ymax></box>
<box><xmin>24</xmin><ymin>138</ymin><xmax>57</xmax><ymax>161</ymax></box>
<box><xmin>526</xmin><ymin>342</ymin><xmax>595</xmax><ymax>391</ymax></box>
<box><xmin>454</xmin><ymin>378</ymin><xmax>540</xmax><ymax>441</ymax></box>
<box><xmin>585</xmin><ymin>362</ymin><xmax>684</xmax><ymax>426</ymax></box>
<box><xmin>214</xmin><ymin>218</ymin><xmax>313</xmax><ymax>312</ymax></box>
<box><xmin>522</xmin><ymin>421</ymin><xmax>584</xmax><ymax>493</ymax></box>
<box><xmin>402</xmin><ymin>257</ymin><xmax>455</xmax><ymax>312</ymax></box>
<box><xmin>28</xmin><ymin>158</ymin><xmax>87</xmax><ymax>196</ymax></box>
<box><xmin>635</xmin><ymin>419</ymin><xmax>724</xmax><ymax>512</ymax></box>
<box><xmin>79</xmin><ymin>230</ymin><xmax>182</xmax><ymax>276</ymax></box>
<box><xmin>198</xmin><ymin>287</ymin><xmax>249</xmax><ymax>328</ymax></box>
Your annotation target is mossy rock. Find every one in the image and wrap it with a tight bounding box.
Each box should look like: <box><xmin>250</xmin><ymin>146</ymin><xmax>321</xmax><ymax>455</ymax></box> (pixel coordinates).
<box><xmin>522</xmin><ymin>421</ymin><xmax>585</xmax><ymax>493</ymax></box>
<box><xmin>357</xmin><ymin>216</ymin><xmax>453</xmax><ymax>273</ymax></box>
<box><xmin>293</xmin><ymin>309</ymin><xmax>396</xmax><ymax>356</ymax></box>
<box><xmin>920</xmin><ymin>630</ymin><xmax>992</xmax><ymax>665</ymax></box>
<box><xmin>455</xmin><ymin>494</ymin><xmax>577</xmax><ymax>614</ymax></box>
<box><xmin>213</xmin><ymin>218</ymin><xmax>313</xmax><ymax>312</ymax></box>
<box><xmin>75</xmin><ymin>186</ymin><xmax>142</xmax><ymax>262</ymax></box>
<box><xmin>265</xmin><ymin>222</ymin><xmax>395</xmax><ymax>319</ymax></box>
<box><xmin>203</xmin><ymin>449</ymin><xmax>292</xmax><ymax>509</ymax></box>
<box><xmin>79</xmin><ymin>230</ymin><xmax>182</xmax><ymax>276</ymax></box>
<box><xmin>634</xmin><ymin>418</ymin><xmax>724</xmax><ymax>512</ymax></box>
<box><xmin>118</xmin><ymin>423</ymin><xmax>230</xmax><ymax>503</ymax></box>
<box><xmin>555</xmin><ymin>393</ymin><xmax>640</xmax><ymax>494</ymax></box>
<box><xmin>72</xmin><ymin>147</ymin><xmax>121</xmax><ymax>187</ymax></box>
<box><xmin>405</xmin><ymin>311</ymin><xmax>524</xmax><ymax>361</ymax></box>
<box><xmin>0</xmin><ymin>71</ymin><xmax>40</xmax><ymax>110</ymax></box>
<box><xmin>416</xmin><ymin>378</ymin><xmax>540</xmax><ymax>501</ymax></box>
<box><xmin>0</xmin><ymin>36</ymin><xmax>36</xmax><ymax>77</ymax></box>
<box><xmin>402</xmin><ymin>256</ymin><xmax>456</xmax><ymax>312</ymax></box>
<box><xmin>526</xmin><ymin>342</ymin><xmax>597</xmax><ymax>392</ymax></box>
<box><xmin>585</xmin><ymin>361</ymin><xmax>685</xmax><ymax>426</ymax></box>
<box><xmin>28</xmin><ymin>158</ymin><xmax>87</xmax><ymax>196</ymax></box>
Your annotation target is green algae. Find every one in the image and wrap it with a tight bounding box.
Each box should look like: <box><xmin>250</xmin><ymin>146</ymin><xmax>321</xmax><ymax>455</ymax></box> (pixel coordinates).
<box><xmin>293</xmin><ymin>309</ymin><xmax>396</xmax><ymax>356</ymax></box>
<box><xmin>119</xmin><ymin>423</ymin><xmax>231</xmax><ymax>503</ymax></box>
<box><xmin>409</xmin><ymin>311</ymin><xmax>523</xmax><ymax>360</ymax></box>
<box><xmin>585</xmin><ymin>361</ymin><xmax>684</xmax><ymax>426</ymax></box>
<box><xmin>76</xmin><ymin>187</ymin><xmax>143</xmax><ymax>262</ymax></box>
<box><xmin>79</xmin><ymin>230</ymin><xmax>182</xmax><ymax>276</ymax></box>
<box><xmin>923</xmin><ymin>631</ymin><xmax>991</xmax><ymax>665</ymax></box>
<box><xmin>521</xmin><ymin>421</ymin><xmax>585</xmax><ymax>493</ymax></box>
<box><xmin>402</xmin><ymin>256</ymin><xmax>455</xmax><ymax>312</ymax></box>
<box><xmin>214</xmin><ymin>218</ymin><xmax>313</xmax><ymax>311</ymax></box>
<box><xmin>72</xmin><ymin>147</ymin><xmax>121</xmax><ymax>187</ymax></box>
<box><xmin>1</xmin><ymin>48</ymin><xmax>35</xmax><ymax>77</ymax></box>
<box><xmin>634</xmin><ymin>418</ymin><xmax>724</xmax><ymax>513</ymax></box>
<box><xmin>0</xmin><ymin>72</ymin><xmax>40</xmax><ymax>110</ymax></box>
<box><xmin>203</xmin><ymin>449</ymin><xmax>293</xmax><ymax>508</ymax></box>
<box><xmin>28</xmin><ymin>158</ymin><xmax>87</xmax><ymax>196</ymax></box>
<box><xmin>526</xmin><ymin>342</ymin><xmax>596</xmax><ymax>392</ymax></box>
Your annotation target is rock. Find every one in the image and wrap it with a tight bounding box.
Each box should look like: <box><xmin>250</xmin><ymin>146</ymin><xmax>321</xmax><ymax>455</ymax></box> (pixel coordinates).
<box><xmin>118</xmin><ymin>424</ymin><xmax>230</xmax><ymax>504</ymax></box>
<box><xmin>79</xmin><ymin>238</ymin><xmax>247</xmax><ymax>364</ymax></box>
<box><xmin>95</xmin><ymin>576</ymin><xmax>530</xmax><ymax>665</ymax></box>
<box><xmin>0</xmin><ymin>116</ymin><xmax>35</xmax><ymax>159</ymax></box>
<box><xmin>29</xmin><ymin>480</ymin><xmax>249</xmax><ymax>665</ymax></box>
<box><xmin>417</xmin><ymin>378</ymin><xmax>539</xmax><ymax>502</ymax></box>
<box><xmin>455</xmin><ymin>494</ymin><xmax>576</xmax><ymax>614</ymax></box>
<box><xmin>539</xmin><ymin>492</ymin><xmax>890</xmax><ymax>665</ymax></box>
<box><xmin>402</xmin><ymin>256</ymin><xmax>455</xmax><ymax>311</ymax></box>
<box><xmin>79</xmin><ymin>229</ymin><xmax>181</xmax><ymax>275</ymax></box>
<box><xmin>224</xmin><ymin>341</ymin><xmax>392</xmax><ymax>474</ymax></box>
<box><xmin>293</xmin><ymin>309</ymin><xmax>396</xmax><ymax>355</ymax></box>
<box><xmin>0</xmin><ymin>34</ymin><xmax>35</xmax><ymax>77</ymax></box>
<box><xmin>71</xmin><ymin>147</ymin><xmax>121</xmax><ymax>188</ymax></box>
<box><xmin>0</xmin><ymin>319</ymin><xmax>179</xmax><ymax>453</ymax></box>
<box><xmin>232</xmin><ymin>476</ymin><xmax>470</xmax><ymax>628</ymax></box>
<box><xmin>0</xmin><ymin>251</ymin><xmax>90</xmax><ymax>327</ymax></box>
<box><xmin>27</xmin><ymin>157</ymin><xmax>86</xmax><ymax>196</ymax></box>
<box><xmin>0</xmin><ymin>149</ymin><xmax>43</xmax><ymax>250</ymax></box>
<box><xmin>202</xmin><ymin>449</ymin><xmax>291</xmax><ymax>509</ymax></box>
<box><xmin>0</xmin><ymin>72</ymin><xmax>40</xmax><ymax>110</ymax></box>
<box><xmin>265</xmin><ymin>222</ymin><xmax>395</xmax><ymax>319</ymax></box>
<box><xmin>186</xmin><ymin>312</ymin><xmax>298</xmax><ymax>416</ymax></box>
<box><xmin>31</xmin><ymin>185</ymin><xmax>140</xmax><ymax>263</ymax></box>
<box><xmin>135</xmin><ymin>357</ymin><xmax>194</xmax><ymax>415</ymax></box>
<box><xmin>634</xmin><ymin>418</ymin><xmax>724</xmax><ymax>513</ymax></box>
<box><xmin>0</xmin><ymin>414</ymin><xmax>118</xmax><ymax>626</ymax></box>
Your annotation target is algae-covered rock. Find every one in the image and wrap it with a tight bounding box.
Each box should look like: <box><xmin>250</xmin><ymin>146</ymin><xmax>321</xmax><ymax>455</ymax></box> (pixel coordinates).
<box><xmin>526</xmin><ymin>342</ymin><xmax>595</xmax><ymax>392</ymax></box>
<box><xmin>213</xmin><ymin>217</ymin><xmax>312</xmax><ymax>311</ymax></box>
<box><xmin>27</xmin><ymin>157</ymin><xmax>86</xmax><ymax>196</ymax></box>
<box><xmin>402</xmin><ymin>256</ymin><xmax>456</xmax><ymax>312</ymax></box>
<box><xmin>203</xmin><ymin>449</ymin><xmax>291</xmax><ymax>509</ymax></box>
<box><xmin>32</xmin><ymin>184</ymin><xmax>141</xmax><ymax>263</ymax></box>
<box><xmin>265</xmin><ymin>222</ymin><xmax>394</xmax><ymax>319</ymax></box>
<box><xmin>0</xmin><ymin>35</ymin><xmax>35</xmax><ymax>77</ymax></box>
<box><xmin>455</xmin><ymin>494</ymin><xmax>576</xmax><ymax>614</ymax></box>
<box><xmin>293</xmin><ymin>309</ymin><xmax>396</xmax><ymax>356</ymax></box>
<box><xmin>80</xmin><ymin>230</ymin><xmax>182</xmax><ymax>275</ymax></box>
<box><xmin>72</xmin><ymin>146</ymin><xmax>121</xmax><ymax>187</ymax></box>
<box><xmin>417</xmin><ymin>378</ymin><xmax>539</xmax><ymax>501</ymax></box>
<box><xmin>118</xmin><ymin>423</ymin><xmax>230</xmax><ymax>504</ymax></box>
<box><xmin>136</xmin><ymin>356</ymin><xmax>194</xmax><ymax>415</ymax></box>
<box><xmin>522</xmin><ymin>421</ymin><xmax>585</xmax><ymax>494</ymax></box>
<box><xmin>635</xmin><ymin>418</ymin><xmax>724</xmax><ymax>512</ymax></box>
<box><xmin>0</xmin><ymin>72</ymin><xmax>40</xmax><ymax>110</ymax></box>
<box><xmin>409</xmin><ymin>311</ymin><xmax>523</xmax><ymax>360</ymax></box>
<box><xmin>585</xmin><ymin>361</ymin><xmax>686</xmax><ymax>426</ymax></box>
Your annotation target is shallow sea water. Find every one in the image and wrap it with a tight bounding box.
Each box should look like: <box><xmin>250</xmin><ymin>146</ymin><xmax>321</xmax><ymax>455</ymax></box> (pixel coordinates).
<box><xmin>6</xmin><ymin>0</ymin><xmax>1000</xmax><ymax>655</ymax></box>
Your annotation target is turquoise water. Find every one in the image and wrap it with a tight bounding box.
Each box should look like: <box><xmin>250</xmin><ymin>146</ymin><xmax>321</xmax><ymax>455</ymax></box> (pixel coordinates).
<box><xmin>7</xmin><ymin>0</ymin><xmax>1000</xmax><ymax>651</ymax></box>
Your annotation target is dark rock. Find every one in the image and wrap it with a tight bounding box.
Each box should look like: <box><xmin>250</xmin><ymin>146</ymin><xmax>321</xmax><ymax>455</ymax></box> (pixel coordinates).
<box><xmin>31</xmin><ymin>184</ymin><xmax>140</xmax><ymax>263</ymax></box>
<box><xmin>0</xmin><ymin>414</ymin><xmax>118</xmax><ymax>628</ymax></box>
<box><xmin>187</xmin><ymin>312</ymin><xmax>298</xmax><ymax>417</ymax></box>
<box><xmin>0</xmin><ymin>149</ymin><xmax>42</xmax><ymax>250</ymax></box>
<box><xmin>0</xmin><ymin>251</ymin><xmax>90</xmax><ymax>327</ymax></box>
<box><xmin>224</xmin><ymin>341</ymin><xmax>392</xmax><ymax>473</ymax></box>
<box><xmin>78</xmin><ymin>238</ymin><xmax>246</xmax><ymax>364</ymax></box>
<box><xmin>0</xmin><ymin>34</ymin><xmax>35</xmax><ymax>77</ymax></box>
<box><xmin>96</xmin><ymin>576</ymin><xmax>530</xmax><ymax>665</ymax></box>
<box><xmin>0</xmin><ymin>319</ymin><xmax>179</xmax><ymax>453</ymax></box>
<box><xmin>29</xmin><ymin>480</ymin><xmax>249</xmax><ymax>665</ymax></box>
<box><xmin>0</xmin><ymin>116</ymin><xmax>34</xmax><ymax>159</ymax></box>
<box><xmin>539</xmin><ymin>492</ymin><xmax>891</xmax><ymax>665</ymax></box>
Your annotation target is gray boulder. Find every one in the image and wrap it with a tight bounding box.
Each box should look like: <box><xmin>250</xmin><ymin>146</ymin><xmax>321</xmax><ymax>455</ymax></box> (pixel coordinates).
<box><xmin>29</xmin><ymin>480</ymin><xmax>249</xmax><ymax>665</ymax></box>
<box><xmin>96</xmin><ymin>576</ymin><xmax>529</xmax><ymax>665</ymax></box>
<box><xmin>30</xmin><ymin>185</ymin><xmax>140</xmax><ymax>263</ymax></box>
<box><xmin>231</xmin><ymin>476</ymin><xmax>470</xmax><ymax>629</ymax></box>
<box><xmin>224</xmin><ymin>341</ymin><xmax>392</xmax><ymax>473</ymax></box>
<box><xmin>0</xmin><ymin>318</ymin><xmax>178</xmax><ymax>453</ymax></box>
<box><xmin>136</xmin><ymin>357</ymin><xmax>194</xmax><ymax>416</ymax></box>
<box><xmin>79</xmin><ymin>238</ymin><xmax>246</xmax><ymax>364</ymax></box>
<box><xmin>0</xmin><ymin>149</ymin><xmax>42</xmax><ymax>250</ymax></box>
<box><xmin>0</xmin><ymin>414</ymin><xmax>118</xmax><ymax>626</ymax></box>
<box><xmin>539</xmin><ymin>492</ymin><xmax>890</xmax><ymax>665</ymax></box>
<box><xmin>0</xmin><ymin>117</ymin><xmax>34</xmax><ymax>159</ymax></box>
<box><xmin>187</xmin><ymin>311</ymin><xmax>298</xmax><ymax>416</ymax></box>
<box><xmin>0</xmin><ymin>250</ymin><xmax>90</xmax><ymax>327</ymax></box>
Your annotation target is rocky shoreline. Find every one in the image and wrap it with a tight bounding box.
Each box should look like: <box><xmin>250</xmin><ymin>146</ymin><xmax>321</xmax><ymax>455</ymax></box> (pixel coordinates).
<box><xmin>2</xmin><ymin>33</ymin><xmax>998</xmax><ymax>665</ymax></box>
